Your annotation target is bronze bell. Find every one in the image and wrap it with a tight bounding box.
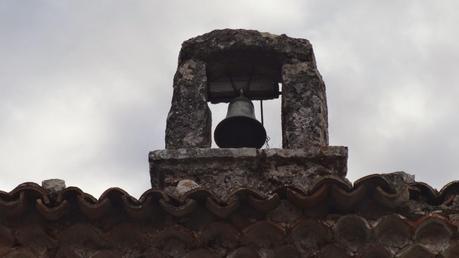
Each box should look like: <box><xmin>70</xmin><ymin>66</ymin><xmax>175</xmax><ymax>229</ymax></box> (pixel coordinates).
<box><xmin>214</xmin><ymin>95</ymin><xmax>267</xmax><ymax>148</ymax></box>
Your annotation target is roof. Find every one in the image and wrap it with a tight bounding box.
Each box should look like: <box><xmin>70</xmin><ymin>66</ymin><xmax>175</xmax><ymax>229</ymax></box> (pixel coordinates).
<box><xmin>1</xmin><ymin>173</ymin><xmax>459</xmax><ymax>257</ymax></box>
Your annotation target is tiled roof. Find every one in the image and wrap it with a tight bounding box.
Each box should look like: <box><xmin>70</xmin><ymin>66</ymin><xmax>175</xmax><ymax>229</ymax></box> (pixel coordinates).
<box><xmin>2</xmin><ymin>174</ymin><xmax>459</xmax><ymax>220</ymax></box>
<box><xmin>1</xmin><ymin>174</ymin><xmax>459</xmax><ymax>257</ymax></box>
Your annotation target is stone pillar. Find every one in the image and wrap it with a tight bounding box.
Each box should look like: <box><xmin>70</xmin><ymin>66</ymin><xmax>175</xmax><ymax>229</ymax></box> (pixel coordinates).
<box><xmin>281</xmin><ymin>62</ymin><xmax>328</xmax><ymax>148</ymax></box>
<box><xmin>165</xmin><ymin>59</ymin><xmax>211</xmax><ymax>149</ymax></box>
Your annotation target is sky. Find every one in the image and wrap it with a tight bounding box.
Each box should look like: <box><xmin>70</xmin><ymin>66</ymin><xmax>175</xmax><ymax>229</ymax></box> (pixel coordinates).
<box><xmin>1</xmin><ymin>0</ymin><xmax>459</xmax><ymax>198</ymax></box>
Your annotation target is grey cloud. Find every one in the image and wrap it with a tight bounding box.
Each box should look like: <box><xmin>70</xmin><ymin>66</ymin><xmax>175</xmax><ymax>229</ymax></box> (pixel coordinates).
<box><xmin>1</xmin><ymin>0</ymin><xmax>459</xmax><ymax>197</ymax></box>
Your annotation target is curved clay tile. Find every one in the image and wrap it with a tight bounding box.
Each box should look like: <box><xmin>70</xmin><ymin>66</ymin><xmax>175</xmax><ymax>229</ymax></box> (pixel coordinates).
<box><xmin>3</xmin><ymin>248</ymin><xmax>37</xmax><ymax>258</ymax></box>
<box><xmin>317</xmin><ymin>244</ymin><xmax>351</xmax><ymax>258</ymax></box>
<box><xmin>373</xmin><ymin>186</ymin><xmax>406</xmax><ymax>208</ymax></box>
<box><xmin>373</xmin><ymin>214</ymin><xmax>412</xmax><ymax>250</ymax></box>
<box><xmin>8</xmin><ymin>182</ymin><xmax>47</xmax><ymax>199</ymax></box>
<box><xmin>135</xmin><ymin>189</ymin><xmax>169</xmax><ymax>219</ymax></box>
<box><xmin>35</xmin><ymin>198</ymin><xmax>69</xmax><ymax>220</ymax></box>
<box><xmin>205</xmin><ymin>196</ymin><xmax>239</xmax><ymax>219</ymax></box>
<box><xmin>1</xmin><ymin>183</ymin><xmax>49</xmax><ymax>212</ymax></box>
<box><xmin>138</xmin><ymin>188</ymin><xmax>168</xmax><ymax>203</ymax></box>
<box><xmin>135</xmin><ymin>247</ymin><xmax>164</xmax><ymax>258</ymax></box>
<box><xmin>330</xmin><ymin>183</ymin><xmax>368</xmax><ymax>211</ymax></box>
<box><xmin>0</xmin><ymin>191</ymin><xmax>27</xmax><ymax>217</ymax></box>
<box><xmin>92</xmin><ymin>250</ymin><xmax>123</xmax><ymax>258</ymax></box>
<box><xmin>200</xmin><ymin>222</ymin><xmax>240</xmax><ymax>248</ymax></box>
<box><xmin>396</xmin><ymin>244</ymin><xmax>435</xmax><ymax>258</ymax></box>
<box><xmin>242</xmin><ymin>221</ymin><xmax>286</xmax><ymax>248</ymax></box>
<box><xmin>154</xmin><ymin>226</ymin><xmax>196</xmax><ymax>249</ymax></box>
<box><xmin>358</xmin><ymin>244</ymin><xmax>393</xmax><ymax>258</ymax></box>
<box><xmin>98</xmin><ymin>187</ymin><xmax>131</xmax><ymax>204</ymax></box>
<box><xmin>227</xmin><ymin>246</ymin><xmax>260</xmax><ymax>258</ymax></box>
<box><xmin>354</xmin><ymin>174</ymin><xmax>394</xmax><ymax>193</ymax></box>
<box><xmin>123</xmin><ymin>194</ymin><xmax>155</xmax><ymax>220</ymax></box>
<box><xmin>267</xmin><ymin>200</ymin><xmax>302</xmax><ymax>224</ymax></box>
<box><xmin>121</xmin><ymin>192</ymin><xmax>141</xmax><ymax>207</ymax></box>
<box><xmin>54</xmin><ymin>246</ymin><xmax>81</xmax><ymax>258</ymax></box>
<box><xmin>77</xmin><ymin>194</ymin><xmax>112</xmax><ymax>220</ymax></box>
<box><xmin>159</xmin><ymin>198</ymin><xmax>197</xmax><ymax>217</ymax></box>
<box><xmin>59</xmin><ymin>223</ymin><xmax>106</xmax><ymax>248</ymax></box>
<box><xmin>229</xmin><ymin>188</ymin><xmax>267</xmax><ymax>202</ymax></box>
<box><xmin>310</xmin><ymin>176</ymin><xmax>352</xmax><ymax>193</ymax></box>
<box><xmin>58</xmin><ymin>186</ymin><xmax>87</xmax><ymax>202</ymax></box>
<box><xmin>14</xmin><ymin>223</ymin><xmax>56</xmax><ymax>256</ymax></box>
<box><xmin>410</xmin><ymin>213</ymin><xmax>450</xmax><ymax>225</ymax></box>
<box><xmin>290</xmin><ymin>219</ymin><xmax>332</xmax><ymax>254</ymax></box>
<box><xmin>247</xmin><ymin>192</ymin><xmax>280</xmax><ymax>213</ymax></box>
<box><xmin>0</xmin><ymin>224</ymin><xmax>14</xmax><ymax>255</ymax></box>
<box><xmin>0</xmin><ymin>183</ymin><xmax>44</xmax><ymax>206</ymax></box>
<box><xmin>335</xmin><ymin>215</ymin><xmax>371</xmax><ymax>251</ymax></box>
<box><xmin>409</xmin><ymin>182</ymin><xmax>438</xmax><ymax>203</ymax></box>
<box><xmin>2</xmin><ymin>175</ymin><xmax>459</xmax><ymax>222</ymax></box>
<box><xmin>286</xmin><ymin>184</ymin><xmax>328</xmax><ymax>209</ymax></box>
<box><xmin>120</xmin><ymin>193</ymin><xmax>154</xmax><ymax>219</ymax></box>
<box><xmin>439</xmin><ymin>181</ymin><xmax>459</xmax><ymax>204</ymax></box>
<box><xmin>414</xmin><ymin>216</ymin><xmax>454</xmax><ymax>253</ymax></box>
<box><xmin>443</xmin><ymin>241</ymin><xmax>459</xmax><ymax>258</ymax></box>
<box><xmin>181</xmin><ymin>188</ymin><xmax>213</xmax><ymax>201</ymax></box>
<box><xmin>104</xmin><ymin>223</ymin><xmax>147</xmax><ymax>249</ymax></box>
<box><xmin>273</xmin><ymin>245</ymin><xmax>300</xmax><ymax>258</ymax></box>
<box><xmin>183</xmin><ymin>249</ymin><xmax>218</xmax><ymax>258</ymax></box>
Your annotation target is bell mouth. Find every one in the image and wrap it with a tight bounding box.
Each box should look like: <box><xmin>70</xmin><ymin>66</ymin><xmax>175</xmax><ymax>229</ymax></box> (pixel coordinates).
<box><xmin>214</xmin><ymin>116</ymin><xmax>267</xmax><ymax>148</ymax></box>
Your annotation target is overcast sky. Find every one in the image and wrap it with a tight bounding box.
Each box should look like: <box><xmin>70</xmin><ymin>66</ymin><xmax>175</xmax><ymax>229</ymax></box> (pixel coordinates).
<box><xmin>1</xmin><ymin>0</ymin><xmax>458</xmax><ymax>197</ymax></box>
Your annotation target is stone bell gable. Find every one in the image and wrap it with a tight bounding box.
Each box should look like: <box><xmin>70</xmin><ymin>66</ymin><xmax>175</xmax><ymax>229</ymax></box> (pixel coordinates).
<box><xmin>165</xmin><ymin>29</ymin><xmax>328</xmax><ymax>149</ymax></box>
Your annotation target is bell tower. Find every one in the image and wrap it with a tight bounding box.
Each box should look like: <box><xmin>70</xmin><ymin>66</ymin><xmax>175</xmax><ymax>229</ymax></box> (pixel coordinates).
<box><xmin>150</xmin><ymin>29</ymin><xmax>348</xmax><ymax>197</ymax></box>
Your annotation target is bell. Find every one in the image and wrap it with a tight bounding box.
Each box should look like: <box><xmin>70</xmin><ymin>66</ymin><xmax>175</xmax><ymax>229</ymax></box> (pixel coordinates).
<box><xmin>214</xmin><ymin>95</ymin><xmax>267</xmax><ymax>148</ymax></box>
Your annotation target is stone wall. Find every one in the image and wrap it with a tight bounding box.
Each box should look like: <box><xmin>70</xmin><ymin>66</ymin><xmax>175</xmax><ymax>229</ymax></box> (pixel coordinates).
<box><xmin>149</xmin><ymin>147</ymin><xmax>348</xmax><ymax>197</ymax></box>
<box><xmin>165</xmin><ymin>29</ymin><xmax>329</xmax><ymax>149</ymax></box>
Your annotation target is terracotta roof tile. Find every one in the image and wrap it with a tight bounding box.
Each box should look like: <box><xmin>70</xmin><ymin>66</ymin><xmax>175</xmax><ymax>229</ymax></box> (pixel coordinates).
<box><xmin>0</xmin><ymin>213</ymin><xmax>456</xmax><ymax>256</ymax></box>
<box><xmin>243</xmin><ymin>221</ymin><xmax>285</xmax><ymax>248</ymax></box>
<box><xmin>335</xmin><ymin>215</ymin><xmax>371</xmax><ymax>251</ymax></box>
<box><xmin>359</xmin><ymin>244</ymin><xmax>392</xmax><ymax>258</ymax></box>
<box><xmin>1</xmin><ymin>174</ymin><xmax>459</xmax><ymax>221</ymax></box>
<box><xmin>227</xmin><ymin>246</ymin><xmax>260</xmax><ymax>258</ymax></box>
<box><xmin>200</xmin><ymin>222</ymin><xmax>240</xmax><ymax>248</ymax></box>
<box><xmin>183</xmin><ymin>249</ymin><xmax>217</xmax><ymax>258</ymax></box>
<box><xmin>317</xmin><ymin>244</ymin><xmax>350</xmax><ymax>258</ymax></box>
<box><xmin>206</xmin><ymin>196</ymin><xmax>239</xmax><ymax>219</ymax></box>
<box><xmin>414</xmin><ymin>217</ymin><xmax>454</xmax><ymax>253</ymax></box>
<box><xmin>373</xmin><ymin>214</ymin><xmax>412</xmax><ymax>250</ymax></box>
<box><xmin>0</xmin><ymin>175</ymin><xmax>459</xmax><ymax>257</ymax></box>
<box><xmin>59</xmin><ymin>223</ymin><xmax>106</xmax><ymax>248</ymax></box>
<box><xmin>290</xmin><ymin>219</ymin><xmax>332</xmax><ymax>255</ymax></box>
<box><xmin>4</xmin><ymin>248</ymin><xmax>37</xmax><ymax>258</ymax></box>
<box><xmin>443</xmin><ymin>242</ymin><xmax>459</xmax><ymax>258</ymax></box>
<box><xmin>396</xmin><ymin>244</ymin><xmax>435</xmax><ymax>258</ymax></box>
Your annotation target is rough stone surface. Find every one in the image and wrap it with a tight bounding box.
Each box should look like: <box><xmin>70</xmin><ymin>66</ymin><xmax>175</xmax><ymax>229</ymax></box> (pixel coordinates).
<box><xmin>179</xmin><ymin>29</ymin><xmax>315</xmax><ymax>66</ymax></box>
<box><xmin>176</xmin><ymin>179</ymin><xmax>200</xmax><ymax>196</ymax></box>
<box><xmin>165</xmin><ymin>59</ymin><xmax>211</xmax><ymax>149</ymax></box>
<box><xmin>165</xmin><ymin>29</ymin><xmax>329</xmax><ymax>149</ymax></box>
<box><xmin>282</xmin><ymin>62</ymin><xmax>328</xmax><ymax>148</ymax></box>
<box><xmin>149</xmin><ymin>146</ymin><xmax>347</xmax><ymax>198</ymax></box>
<box><xmin>41</xmin><ymin>179</ymin><xmax>66</xmax><ymax>193</ymax></box>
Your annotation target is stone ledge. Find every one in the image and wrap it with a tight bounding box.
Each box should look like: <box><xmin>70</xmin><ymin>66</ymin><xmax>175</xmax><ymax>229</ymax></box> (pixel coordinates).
<box><xmin>149</xmin><ymin>146</ymin><xmax>348</xmax><ymax>198</ymax></box>
<box><xmin>179</xmin><ymin>29</ymin><xmax>314</xmax><ymax>65</ymax></box>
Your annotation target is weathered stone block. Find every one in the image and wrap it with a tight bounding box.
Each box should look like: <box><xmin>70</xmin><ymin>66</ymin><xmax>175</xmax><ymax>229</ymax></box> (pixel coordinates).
<box><xmin>165</xmin><ymin>59</ymin><xmax>211</xmax><ymax>148</ymax></box>
<box><xmin>282</xmin><ymin>62</ymin><xmax>328</xmax><ymax>148</ymax></box>
<box><xmin>149</xmin><ymin>147</ymin><xmax>347</xmax><ymax>198</ymax></box>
